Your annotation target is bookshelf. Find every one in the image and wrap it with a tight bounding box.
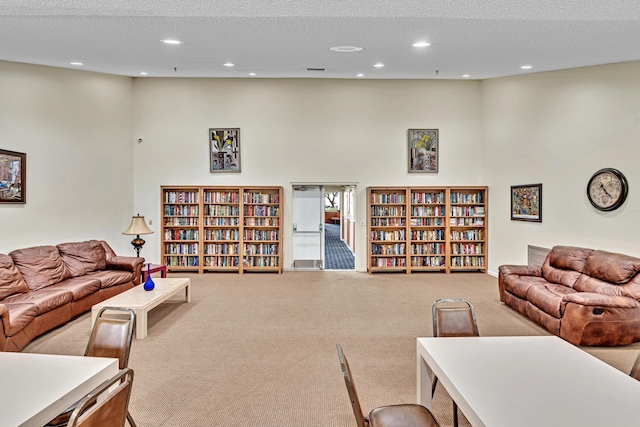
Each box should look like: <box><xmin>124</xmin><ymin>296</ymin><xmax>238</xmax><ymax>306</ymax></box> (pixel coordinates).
<box><xmin>161</xmin><ymin>186</ymin><xmax>283</xmax><ymax>274</ymax></box>
<box><xmin>367</xmin><ymin>186</ymin><xmax>487</xmax><ymax>274</ymax></box>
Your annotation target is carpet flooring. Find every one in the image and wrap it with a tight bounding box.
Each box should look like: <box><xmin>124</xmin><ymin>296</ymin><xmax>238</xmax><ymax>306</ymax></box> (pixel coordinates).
<box><xmin>23</xmin><ymin>271</ymin><xmax>640</xmax><ymax>427</ymax></box>
<box><xmin>324</xmin><ymin>223</ymin><xmax>355</xmax><ymax>270</ymax></box>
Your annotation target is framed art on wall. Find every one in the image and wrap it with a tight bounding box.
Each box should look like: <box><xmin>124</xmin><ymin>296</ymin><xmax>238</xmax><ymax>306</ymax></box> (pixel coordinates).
<box><xmin>0</xmin><ymin>149</ymin><xmax>26</xmax><ymax>204</ymax></box>
<box><xmin>408</xmin><ymin>129</ymin><xmax>438</xmax><ymax>173</ymax></box>
<box><xmin>209</xmin><ymin>128</ymin><xmax>240</xmax><ymax>173</ymax></box>
<box><xmin>511</xmin><ymin>183</ymin><xmax>542</xmax><ymax>222</ymax></box>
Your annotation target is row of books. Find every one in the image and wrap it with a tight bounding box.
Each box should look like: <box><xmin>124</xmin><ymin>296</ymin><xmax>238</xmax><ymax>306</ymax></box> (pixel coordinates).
<box><xmin>370</xmin><ymin>193</ymin><xmax>405</xmax><ymax>204</ymax></box>
<box><xmin>244</xmin><ymin>230</ymin><xmax>279</xmax><ymax>241</ymax></box>
<box><xmin>204</xmin><ymin>229</ymin><xmax>239</xmax><ymax>240</ymax></box>
<box><xmin>244</xmin><ymin>193</ymin><xmax>279</xmax><ymax>204</ymax></box>
<box><xmin>371</xmin><ymin>243</ymin><xmax>406</xmax><ymax>255</ymax></box>
<box><xmin>204</xmin><ymin>205</ymin><xmax>240</xmax><ymax>216</ymax></box>
<box><xmin>164</xmin><ymin>205</ymin><xmax>199</xmax><ymax>216</ymax></box>
<box><xmin>203</xmin><ymin>191</ymin><xmax>239</xmax><ymax>204</ymax></box>
<box><xmin>244</xmin><ymin>217</ymin><xmax>280</xmax><ymax>226</ymax></box>
<box><xmin>450</xmin><ymin>256</ymin><xmax>485</xmax><ymax>267</ymax></box>
<box><xmin>411</xmin><ymin>243</ymin><xmax>445</xmax><ymax>254</ymax></box>
<box><xmin>164</xmin><ymin>229</ymin><xmax>199</xmax><ymax>241</ymax></box>
<box><xmin>164</xmin><ymin>217</ymin><xmax>198</xmax><ymax>226</ymax></box>
<box><xmin>205</xmin><ymin>217</ymin><xmax>240</xmax><ymax>226</ymax></box>
<box><xmin>370</xmin><ymin>230</ymin><xmax>406</xmax><ymax>241</ymax></box>
<box><xmin>371</xmin><ymin>206</ymin><xmax>406</xmax><ymax>217</ymax></box>
<box><xmin>164</xmin><ymin>243</ymin><xmax>199</xmax><ymax>254</ymax></box>
<box><xmin>204</xmin><ymin>243</ymin><xmax>239</xmax><ymax>255</ymax></box>
<box><xmin>450</xmin><ymin>206</ymin><xmax>485</xmax><ymax>217</ymax></box>
<box><xmin>411</xmin><ymin>256</ymin><xmax>446</xmax><ymax>267</ymax></box>
<box><xmin>203</xmin><ymin>256</ymin><xmax>240</xmax><ymax>267</ymax></box>
<box><xmin>411</xmin><ymin>206</ymin><xmax>445</xmax><ymax>216</ymax></box>
<box><xmin>450</xmin><ymin>193</ymin><xmax>484</xmax><ymax>204</ymax></box>
<box><xmin>451</xmin><ymin>243</ymin><xmax>484</xmax><ymax>255</ymax></box>
<box><xmin>449</xmin><ymin>218</ymin><xmax>485</xmax><ymax>226</ymax></box>
<box><xmin>411</xmin><ymin>229</ymin><xmax>445</xmax><ymax>240</ymax></box>
<box><xmin>244</xmin><ymin>206</ymin><xmax>280</xmax><ymax>217</ymax></box>
<box><xmin>243</xmin><ymin>256</ymin><xmax>280</xmax><ymax>267</ymax></box>
<box><xmin>164</xmin><ymin>256</ymin><xmax>199</xmax><ymax>267</ymax></box>
<box><xmin>450</xmin><ymin>229</ymin><xmax>484</xmax><ymax>240</ymax></box>
<box><xmin>370</xmin><ymin>218</ymin><xmax>406</xmax><ymax>226</ymax></box>
<box><xmin>411</xmin><ymin>192</ymin><xmax>445</xmax><ymax>204</ymax></box>
<box><xmin>410</xmin><ymin>218</ymin><xmax>444</xmax><ymax>226</ymax></box>
<box><xmin>244</xmin><ymin>243</ymin><xmax>279</xmax><ymax>255</ymax></box>
<box><xmin>371</xmin><ymin>257</ymin><xmax>406</xmax><ymax>267</ymax></box>
<box><xmin>164</xmin><ymin>191</ymin><xmax>199</xmax><ymax>204</ymax></box>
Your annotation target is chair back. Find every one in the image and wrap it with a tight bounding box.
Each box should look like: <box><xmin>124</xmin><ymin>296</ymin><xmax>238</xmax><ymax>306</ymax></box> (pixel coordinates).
<box><xmin>86</xmin><ymin>307</ymin><xmax>135</xmax><ymax>369</ymax></box>
<box><xmin>337</xmin><ymin>344</ymin><xmax>367</xmax><ymax>427</ymax></box>
<box><xmin>67</xmin><ymin>368</ymin><xmax>134</xmax><ymax>427</ymax></box>
<box><xmin>630</xmin><ymin>352</ymin><xmax>640</xmax><ymax>381</ymax></box>
<box><xmin>432</xmin><ymin>298</ymin><xmax>478</xmax><ymax>337</ymax></box>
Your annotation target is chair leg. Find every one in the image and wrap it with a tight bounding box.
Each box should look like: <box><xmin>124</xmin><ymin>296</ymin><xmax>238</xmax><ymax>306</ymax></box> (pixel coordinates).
<box><xmin>431</xmin><ymin>376</ymin><xmax>438</xmax><ymax>396</ymax></box>
<box><xmin>453</xmin><ymin>401</ymin><xmax>459</xmax><ymax>427</ymax></box>
<box><xmin>127</xmin><ymin>411</ymin><xmax>138</xmax><ymax>427</ymax></box>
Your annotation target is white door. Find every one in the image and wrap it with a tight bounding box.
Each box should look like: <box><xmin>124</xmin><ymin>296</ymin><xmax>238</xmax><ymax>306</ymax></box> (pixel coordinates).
<box><xmin>291</xmin><ymin>185</ymin><xmax>324</xmax><ymax>269</ymax></box>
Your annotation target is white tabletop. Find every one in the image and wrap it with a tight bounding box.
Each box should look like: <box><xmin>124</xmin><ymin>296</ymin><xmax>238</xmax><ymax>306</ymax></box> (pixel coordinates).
<box><xmin>0</xmin><ymin>352</ymin><xmax>118</xmax><ymax>427</ymax></box>
<box><xmin>93</xmin><ymin>277</ymin><xmax>189</xmax><ymax>310</ymax></box>
<box><xmin>417</xmin><ymin>336</ymin><xmax>640</xmax><ymax>427</ymax></box>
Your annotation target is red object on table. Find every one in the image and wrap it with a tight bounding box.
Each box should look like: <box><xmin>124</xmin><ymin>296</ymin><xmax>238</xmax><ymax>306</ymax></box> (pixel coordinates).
<box><xmin>142</xmin><ymin>263</ymin><xmax>167</xmax><ymax>282</ymax></box>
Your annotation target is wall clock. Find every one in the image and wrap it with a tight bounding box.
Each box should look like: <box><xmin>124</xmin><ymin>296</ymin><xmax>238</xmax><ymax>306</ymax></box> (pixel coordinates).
<box><xmin>587</xmin><ymin>168</ymin><xmax>628</xmax><ymax>211</ymax></box>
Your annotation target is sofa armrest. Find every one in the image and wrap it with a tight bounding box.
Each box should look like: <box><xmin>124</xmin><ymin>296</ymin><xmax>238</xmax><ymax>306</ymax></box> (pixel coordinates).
<box><xmin>499</xmin><ymin>264</ymin><xmax>542</xmax><ymax>277</ymax></box>
<box><xmin>107</xmin><ymin>256</ymin><xmax>144</xmax><ymax>272</ymax></box>
<box><xmin>0</xmin><ymin>303</ymin><xmax>9</xmax><ymax>348</ymax></box>
<box><xmin>563</xmin><ymin>292</ymin><xmax>640</xmax><ymax>309</ymax></box>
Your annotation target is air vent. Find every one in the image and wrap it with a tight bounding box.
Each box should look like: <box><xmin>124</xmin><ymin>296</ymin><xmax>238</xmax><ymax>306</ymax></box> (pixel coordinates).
<box><xmin>305</xmin><ymin>67</ymin><xmax>326</xmax><ymax>72</ymax></box>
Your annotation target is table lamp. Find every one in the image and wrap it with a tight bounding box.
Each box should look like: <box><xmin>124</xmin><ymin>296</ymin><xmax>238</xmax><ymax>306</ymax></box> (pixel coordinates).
<box><xmin>122</xmin><ymin>214</ymin><xmax>153</xmax><ymax>257</ymax></box>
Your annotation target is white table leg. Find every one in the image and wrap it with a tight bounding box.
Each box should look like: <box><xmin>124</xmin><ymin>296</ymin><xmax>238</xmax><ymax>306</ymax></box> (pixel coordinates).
<box><xmin>185</xmin><ymin>283</ymin><xmax>191</xmax><ymax>303</ymax></box>
<box><xmin>135</xmin><ymin>308</ymin><xmax>147</xmax><ymax>339</ymax></box>
<box><xmin>417</xmin><ymin>344</ymin><xmax>434</xmax><ymax>409</ymax></box>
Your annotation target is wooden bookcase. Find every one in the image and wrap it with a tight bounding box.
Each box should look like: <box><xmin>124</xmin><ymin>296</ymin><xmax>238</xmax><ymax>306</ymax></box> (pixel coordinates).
<box><xmin>367</xmin><ymin>186</ymin><xmax>487</xmax><ymax>274</ymax></box>
<box><xmin>161</xmin><ymin>186</ymin><xmax>283</xmax><ymax>274</ymax></box>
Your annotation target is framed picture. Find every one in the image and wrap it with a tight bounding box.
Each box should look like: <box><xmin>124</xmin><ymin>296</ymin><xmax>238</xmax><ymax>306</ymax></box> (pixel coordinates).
<box><xmin>511</xmin><ymin>183</ymin><xmax>542</xmax><ymax>222</ymax></box>
<box><xmin>0</xmin><ymin>149</ymin><xmax>26</xmax><ymax>204</ymax></box>
<box><xmin>209</xmin><ymin>128</ymin><xmax>240</xmax><ymax>173</ymax></box>
<box><xmin>408</xmin><ymin>129</ymin><xmax>438</xmax><ymax>173</ymax></box>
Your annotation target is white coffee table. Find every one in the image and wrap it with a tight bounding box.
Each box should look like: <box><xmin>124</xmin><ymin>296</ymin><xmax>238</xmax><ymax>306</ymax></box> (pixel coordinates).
<box><xmin>92</xmin><ymin>277</ymin><xmax>190</xmax><ymax>339</ymax></box>
<box><xmin>417</xmin><ymin>336</ymin><xmax>640</xmax><ymax>426</ymax></box>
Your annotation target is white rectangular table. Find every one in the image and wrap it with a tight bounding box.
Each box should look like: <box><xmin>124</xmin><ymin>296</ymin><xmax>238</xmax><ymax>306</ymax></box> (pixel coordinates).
<box><xmin>0</xmin><ymin>352</ymin><xmax>118</xmax><ymax>427</ymax></box>
<box><xmin>417</xmin><ymin>336</ymin><xmax>640</xmax><ymax>426</ymax></box>
<box><xmin>92</xmin><ymin>277</ymin><xmax>190</xmax><ymax>339</ymax></box>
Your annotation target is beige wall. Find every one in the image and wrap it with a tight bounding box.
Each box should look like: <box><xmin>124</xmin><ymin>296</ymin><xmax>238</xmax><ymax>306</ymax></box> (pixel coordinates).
<box><xmin>132</xmin><ymin>78</ymin><xmax>483</xmax><ymax>269</ymax></box>
<box><xmin>0</xmin><ymin>61</ymin><xmax>135</xmax><ymax>254</ymax></box>
<box><xmin>481</xmin><ymin>61</ymin><xmax>640</xmax><ymax>274</ymax></box>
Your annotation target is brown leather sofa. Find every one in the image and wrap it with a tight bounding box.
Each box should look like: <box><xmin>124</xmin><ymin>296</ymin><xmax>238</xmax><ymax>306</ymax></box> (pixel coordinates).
<box><xmin>0</xmin><ymin>240</ymin><xmax>144</xmax><ymax>352</ymax></box>
<box><xmin>499</xmin><ymin>245</ymin><xmax>640</xmax><ymax>346</ymax></box>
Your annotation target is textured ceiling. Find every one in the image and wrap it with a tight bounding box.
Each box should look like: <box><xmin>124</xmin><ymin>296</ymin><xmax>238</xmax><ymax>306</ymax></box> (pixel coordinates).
<box><xmin>1</xmin><ymin>0</ymin><xmax>640</xmax><ymax>79</ymax></box>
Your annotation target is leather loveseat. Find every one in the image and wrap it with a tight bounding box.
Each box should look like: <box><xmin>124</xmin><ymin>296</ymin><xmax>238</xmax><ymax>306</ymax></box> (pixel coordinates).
<box><xmin>0</xmin><ymin>240</ymin><xmax>144</xmax><ymax>352</ymax></box>
<box><xmin>499</xmin><ymin>245</ymin><xmax>640</xmax><ymax>346</ymax></box>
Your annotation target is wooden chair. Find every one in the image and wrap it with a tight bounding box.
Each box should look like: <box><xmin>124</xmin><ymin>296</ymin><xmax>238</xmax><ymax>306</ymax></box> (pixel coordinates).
<box><xmin>47</xmin><ymin>307</ymin><xmax>137</xmax><ymax>427</ymax></box>
<box><xmin>337</xmin><ymin>344</ymin><xmax>440</xmax><ymax>427</ymax></box>
<box><xmin>431</xmin><ymin>298</ymin><xmax>479</xmax><ymax>427</ymax></box>
<box><xmin>67</xmin><ymin>368</ymin><xmax>135</xmax><ymax>427</ymax></box>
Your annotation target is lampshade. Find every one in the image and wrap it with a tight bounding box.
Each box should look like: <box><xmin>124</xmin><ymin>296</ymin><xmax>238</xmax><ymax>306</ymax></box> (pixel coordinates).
<box><xmin>122</xmin><ymin>215</ymin><xmax>153</xmax><ymax>236</ymax></box>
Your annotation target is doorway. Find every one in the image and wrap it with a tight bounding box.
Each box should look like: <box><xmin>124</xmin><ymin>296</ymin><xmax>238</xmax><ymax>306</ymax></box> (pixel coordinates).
<box><xmin>291</xmin><ymin>184</ymin><xmax>356</xmax><ymax>270</ymax></box>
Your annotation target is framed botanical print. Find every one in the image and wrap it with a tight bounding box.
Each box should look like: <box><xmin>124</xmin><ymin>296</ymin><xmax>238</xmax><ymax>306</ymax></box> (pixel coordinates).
<box><xmin>0</xmin><ymin>149</ymin><xmax>26</xmax><ymax>204</ymax></box>
<box><xmin>511</xmin><ymin>183</ymin><xmax>542</xmax><ymax>222</ymax></box>
<box><xmin>408</xmin><ymin>129</ymin><xmax>438</xmax><ymax>173</ymax></box>
<box><xmin>209</xmin><ymin>128</ymin><xmax>240</xmax><ymax>173</ymax></box>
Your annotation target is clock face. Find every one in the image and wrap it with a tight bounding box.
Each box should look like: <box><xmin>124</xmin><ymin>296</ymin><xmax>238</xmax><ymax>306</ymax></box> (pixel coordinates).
<box><xmin>587</xmin><ymin>168</ymin><xmax>628</xmax><ymax>211</ymax></box>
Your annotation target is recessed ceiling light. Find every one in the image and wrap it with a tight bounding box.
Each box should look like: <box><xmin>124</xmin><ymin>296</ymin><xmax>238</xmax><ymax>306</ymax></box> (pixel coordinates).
<box><xmin>462</xmin><ymin>74</ymin><xmax>471</xmax><ymax>78</ymax></box>
<box><xmin>356</xmin><ymin>73</ymin><xmax>364</xmax><ymax>77</ymax></box>
<box><xmin>160</xmin><ymin>39</ymin><xmax>183</xmax><ymax>45</ymax></box>
<box><xmin>520</xmin><ymin>65</ymin><xmax>533</xmax><ymax>69</ymax></box>
<box><xmin>412</xmin><ymin>42</ymin><xmax>431</xmax><ymax>47</ymax></box>
<box><xmin>224</xmin><ymin>63</ymin><xmax>235</xmax><ymax>67</ymax></box>
<box><xmin>139</xmin><ymin>72</ymin><xmax>148</xmax><ymax>75</ymax></box>
<box><xmin>248</xmin><ymin>72</ymin><xmax>257</xmax><ymax>76</ymax></box>
<box><xmin>373</xmin><ymin>63</ymin><xmax>385</xmax><ymax>68</ymax></box>
<box><xmin>70</xmin><ymin>62</ymin><xmax>83</xmax><ymax>66</ymax></box>
<box><xmin>329</xmin><ymin>46</ymin><xmax>363</xmax><ymax>53</ymax></box>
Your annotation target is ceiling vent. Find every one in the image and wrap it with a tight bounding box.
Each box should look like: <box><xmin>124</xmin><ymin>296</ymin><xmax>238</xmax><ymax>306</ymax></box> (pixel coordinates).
<box><xmin>305</xmin><ymin>67</ymin><xmax>326</xmax><ymax>72</ymax></box>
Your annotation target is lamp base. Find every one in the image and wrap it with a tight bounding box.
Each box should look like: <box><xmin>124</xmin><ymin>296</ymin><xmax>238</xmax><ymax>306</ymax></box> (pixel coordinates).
<box><xmin>131</xmin><ymin>235</ymin><xmax>145</xmax><ymax>258</ymax></box>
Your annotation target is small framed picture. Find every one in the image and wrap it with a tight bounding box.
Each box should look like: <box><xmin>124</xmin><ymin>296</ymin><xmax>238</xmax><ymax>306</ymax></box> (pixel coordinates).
<box><xmin>408</xmin><ymin>129</ymin><xmax>438</xmax><ymax>173</ymax></box>
<box><xmin>209</xmin><ymin>128</ymin><xmax>240</xmax><ymax>173</ymax></box>
<box><xmin>0</xmin><ymin>149</ymin><xmax>26</xmax><ymax>204</ymax></box>
<box><xmin>511</xmin><ymin>183</ymin><xmax>542</xmax><ymax>222</ymax></box>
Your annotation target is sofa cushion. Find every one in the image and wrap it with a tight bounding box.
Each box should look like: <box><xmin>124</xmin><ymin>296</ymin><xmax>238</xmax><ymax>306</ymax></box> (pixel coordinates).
<box><xmin>4</xmin><ymin>288</ymin><xmax>73</xmax><ymax>315</ymax></box>
<box><xmin>0</xmin><ymin>254</ymin><xmax>29</xmax><ymax>299</ymax></box>
<box><xmin>526</xmin><ymin>283</ymin><xmax>577</xmax><ymax>318</ymax></box>
<box><xmin>57</xmin><ymin>240</ymin><xmax>107</xmax><ymax>277</ymax></box>
<box><xmin>84</xmin><ymin>270</ymin><xmax>134</xmax><ymax>289</ymax></box>
<box><xmin>47</xmin><ymin>277</ymin><xmax>102</xmax><ymax>301</ymax></box>
<box><xmin>502</xmin><ymin>275</ymin><xmax>549</xmax><ymax>300</ymax></box>
<box><xmin>1</xmin><ymin>302</ymin><xmax>38</xmax><ymax>336</ymax></box>
<box><xmin>541</xmin><ymin>246</ymin><xmax>592</xmax><ymax>287</ymax></box>
<box><xmin>9</xmin><ymin>246</ymin><xmax>71</xmax><ymax>291</ymax></box>
<box><xmin>583</xmin><ymin>250</ymin><xmax>640</xmax><ymax>285</ymax></box>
